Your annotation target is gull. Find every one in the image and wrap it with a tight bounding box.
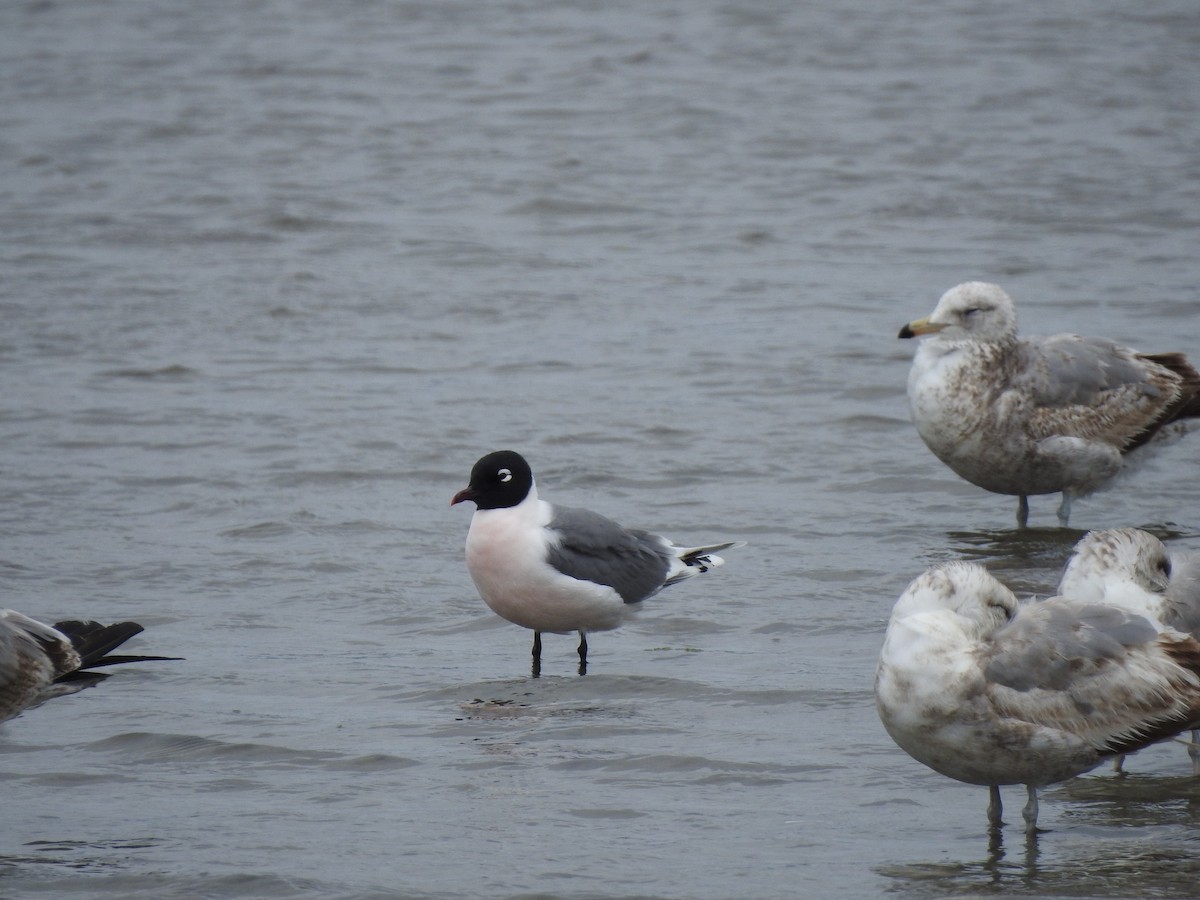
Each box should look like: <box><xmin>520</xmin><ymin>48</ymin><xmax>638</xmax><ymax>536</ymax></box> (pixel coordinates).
<box><xmin>451</xmin><ymin>450</ymin><xmax>743</xmax><ymax>675</ymax></box>
<box><xmin>899</xmin><ymin>282</ymin><xmax>1200</xmax><ymax>527</ymax></box>
<box><xmin>1</xmin><ymin>610</ymin><xmax>177</xmax><ymax>723</ymax></box>
<box><xmin>1057</xmin><ymin>527</ymin><xmax>1200</xmax><ymax>772</ymax></box>
<box><xmin>875</xmin><ymin>561</ymin><xmax>1200</xmax><ymax>832</ymax></box>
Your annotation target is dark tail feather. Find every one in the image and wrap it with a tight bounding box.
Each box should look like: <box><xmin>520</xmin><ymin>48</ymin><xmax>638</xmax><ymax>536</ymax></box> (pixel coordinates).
<box><xmin>54</xmin><ymin>620</ymin><xmax>145</xmax><ymax>668</ymax></box>
<box><xmin>678</xmin><ymin>540</ymin><xmax>746</xmax><ymax>573</ymax></box>
<box><xmin>1145</xmin><ymin>352</ymin><xmax>1200</xmax><ymax>419</ymax></box>
<box><xmin>1126</xmin><ymin>352</ymin><xmax>1200</xmax><ymax>450</ymax></box>
<box><xmin>680</xmin><ymin>540</ymin><xmax>746</xmax><ymax>565</ymax></box>
<box><xmin>52</xmin><ymin>620</ymin><xmax>182</xmax><ymax>674</ymax></box>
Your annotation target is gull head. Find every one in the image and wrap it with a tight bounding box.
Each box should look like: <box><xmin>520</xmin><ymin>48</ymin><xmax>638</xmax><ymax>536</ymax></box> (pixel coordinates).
<box><xmin>899</xmin><ymin>282</ymin><xmax>1018</xmax><ymax>344</ymax></box>
<box><xmin>891</xmin><ymin>561</ymin><xmax>1019</xmax><ymax>637</ymax></box>
<box><xmin>1059</xmin><ymin>527</ymin><xmax>1172</xmax><ymax>603</ymax></box>
<box><xmin>452</xmin><ymin>449</ymin><xmax>536</xmax><ymax>510</ymax></box>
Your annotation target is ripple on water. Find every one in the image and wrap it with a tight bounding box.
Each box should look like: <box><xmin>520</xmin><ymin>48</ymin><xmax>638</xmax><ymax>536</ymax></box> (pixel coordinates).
<box><xmin>82</xmin><ymin>732</ymin><xmax>419</xmax><ymax>772</ymax></box>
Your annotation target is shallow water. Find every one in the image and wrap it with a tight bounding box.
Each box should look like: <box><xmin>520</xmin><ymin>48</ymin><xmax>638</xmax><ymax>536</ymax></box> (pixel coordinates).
<box><xmin>2</xmin><ymin>0</ymin><xmax>1200</xmax><ymax>897</ymax></box>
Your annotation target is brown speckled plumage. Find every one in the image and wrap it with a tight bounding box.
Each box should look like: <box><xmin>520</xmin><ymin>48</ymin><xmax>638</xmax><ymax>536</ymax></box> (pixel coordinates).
<box><xmin>900</xmin><ymin>282</ymin><xmax>1200</xmax><ymax>525</ymax></box>
<box><xmin>876</xmin><ymin>559</ymin><xmax>1200</xmax><ymax>831</ymax></box>
<box><xmin>0</xmin><ymin>610</ymin><xmax>175</xmax><ymax>723</ymax></box>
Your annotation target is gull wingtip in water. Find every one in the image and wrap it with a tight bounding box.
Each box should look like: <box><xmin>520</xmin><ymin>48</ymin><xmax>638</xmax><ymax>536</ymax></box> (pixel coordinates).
<box><xmin>0</xmin><ymin>609</ymin><xmax>179</xmax><ymax>723</ymax></box>
<box><xmin>898</xmin><ymin>282</ymin><xmax>1200</xmax><ymax>527</ymax></box>
<box><xmin>452</xmin><ymin>449</ymin><xmax>744</xmax><ymax>676</ymax></box>
<box><xmin>875</xmin><ymin>559</ymin><xmax>1200</xmax><ymax>832</ymax></box>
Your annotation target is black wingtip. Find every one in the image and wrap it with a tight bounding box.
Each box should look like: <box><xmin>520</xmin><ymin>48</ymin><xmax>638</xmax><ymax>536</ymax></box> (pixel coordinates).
<box><xmin>51</xmin><ymin>620</ymin><xmax>179</xmax><ymax>672</ymax></box>
<box><xmin>85</xmin><ymin>654</ymin><xmax>185</xmax><ymax>666</ymax></box>
<box><xmin>53</xmin><ymin>620</ymin><xmax>144</xmax><ymax>669</ymax></box>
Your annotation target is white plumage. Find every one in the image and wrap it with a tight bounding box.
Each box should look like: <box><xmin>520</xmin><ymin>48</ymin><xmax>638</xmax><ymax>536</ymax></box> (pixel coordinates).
<box><xmin>876</xmin><ymin>559</ymin><xmax>1200</xmax><ymax>831</ymax></box>
<box><xmin>452</xmin><ymin>450</ymin><xmax>742</xmax><ymax>675</ymax></box>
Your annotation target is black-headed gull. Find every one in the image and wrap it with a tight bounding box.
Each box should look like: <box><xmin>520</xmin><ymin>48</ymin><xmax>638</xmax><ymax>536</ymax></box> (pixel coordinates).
<box><xmin>451</xmin><ymin>450</ymin><xmax>744</xmax><ymax>675</ymax></box>
<box><xmin>1058</xmin><ymin>527</ymin><xmax>1200</xmax><ymax>772</ymax></box>
<box><xmin>875</xmin><ymin>561</ymin><xmax>1200</xmax><ymax>832</ymax></box>
<box><xmin>0</xmin><ymin>610</ymin><xmax>177</xmax><ymax>722</ymax></box>
<box><xmin>899</xmin><ymin>282</ymin><xmax>1200</xmax><ymax>527</ymax></box>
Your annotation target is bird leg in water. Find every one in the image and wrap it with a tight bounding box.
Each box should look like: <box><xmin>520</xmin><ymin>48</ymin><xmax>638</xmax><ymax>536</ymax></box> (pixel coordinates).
<box><xmin>988</xmin><ymin>785</ymin><xmax>1003</xmax><ymax>827</ymax></box>
<box><xmin>1016</xmin><ymin>495</ymin><xmax>1029</xmax><ymax>529</ymax></box>
<box><xmin>1056</xmin><ymin>493</ymin><xmax>1072</xmax><ymax>528</ymax></box>
<box><xmin>531</xmin><ymin>631</ymin><xmax>542</xmax><ymax>678</ymax></box>
<box><xmin>1174</xmin><ymin>729</ymin><xmax>1200</xmax><ymax>775</ymax></box>
<box><xmin>577</xmin><ymin>632</ymin><xmax>588</xmax><ymax>676</ymax></box>
<box><xmin>1022</xmin><ymin>785</ymin><xmax>1040</xmax><ymax>832</ymax></box>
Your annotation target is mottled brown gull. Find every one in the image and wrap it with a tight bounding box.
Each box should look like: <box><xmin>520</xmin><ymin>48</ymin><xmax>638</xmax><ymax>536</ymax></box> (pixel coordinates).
<box><xmin>875</xmin><ymin>561</ymin><xmax>1200</xmax><ymax>832</ymax></box>
<box><xmin>1057</xmin><ymin>527</ymin><xmax>1200</xmax><ymax>772</ymax></box>
<box><xmin>899</xmin><ymin>282</ymin><xmax>1200</xmax><ymax>527</ymax></box>
<box><xmin>0</xmin><ymin>609</ymin><xmax>177</xmax><ymax>723</ymax></box>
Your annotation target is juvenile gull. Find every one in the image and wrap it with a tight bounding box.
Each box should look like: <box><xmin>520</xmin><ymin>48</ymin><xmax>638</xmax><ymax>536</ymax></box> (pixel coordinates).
<box><xmin>0</xmin><ymin>610</ymin><xmax>177</xmax><ymax>723</ymax></box>
<box><xmin>899</xmin><ymin>282</ymin><xmax>1200</xmax><ymax>526</ymax></box>
<box><xmin>875</xmin><ymin>561</ymin><xmax>1200</xmax><ymax>832</ymax></box>
<box><xmin>1057</xmin><ymin>527</ymin><xmax>1200</xmax><ymax>772</ymax></box>
<box><xmin>451</xmin><ymin>450</ymin><xmax>744</xmax><ymax>675</ymax></box>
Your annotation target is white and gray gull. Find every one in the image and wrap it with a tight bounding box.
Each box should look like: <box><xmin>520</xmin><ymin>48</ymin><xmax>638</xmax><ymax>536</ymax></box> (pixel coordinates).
<box><xmin>0</xmin><ymin>609</ymin><xmax>177</xmax><ymax>723</ymax></box>
<box><xmin>899</xmin><ymin>282</ymin><xmax>1200</xmax><ymax>527</ymax></box>
<box><xmin>875</xmin><ymin>560</ymin><xmax>1200</xmax><ymax>832</ymax></box>
<box><xmin>451</xmin><ymin>450</ymin><xmax>744</xmax><ymax>675</ymax></box>
<box><xmin>1057</xmin><ymin>527</ymin><xmax>1200</xmax><ymax>773</ymax></box>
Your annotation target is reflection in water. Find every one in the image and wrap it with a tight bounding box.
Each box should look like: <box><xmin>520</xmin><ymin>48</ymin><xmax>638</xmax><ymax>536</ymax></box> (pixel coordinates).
<box><xmin>1054</xmin><ymin>773</ymin><xmax>1200</xmax><ymax>828</ymax></box>
<box><xmin>948</xmin><ymin>524</ymin><xmax>1198</xmax><ymax>568</ymax></box>
<box><xmin>882</xmin><ymin>835</ymin><xmax>1200</xmax><ymax>898</ymax></box>
<box><xmin>879</xmin><ymin>776</ymin><xmax>1200</xmax><ymax>897</ymax></box>
<box><xmin>877</xmin><ymin>828</ymin><xmax>1041</xmax><ymax>896</ymax></box>
<box><xmin>946</xmin><ymin>527</ymin><xmax>1084</xmax><ymax>567</ymax></box>
<box><xmin>983</xmin><ymin>826</ymin><xmax>1041</xmax><ymax>889</ymax></box>
<box><xmin>943</xmin><ymin>524</ymin><xmax>1199</xmax><ymax>597</ymax></box>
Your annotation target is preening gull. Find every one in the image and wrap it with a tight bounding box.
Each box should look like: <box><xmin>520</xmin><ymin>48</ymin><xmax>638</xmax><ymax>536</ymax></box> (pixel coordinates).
<box><xmin>1058</xmin><ymin>527</ymin><xmax>1200</xmax><ymax>772</ymax></box>
<box><xmin>451</xmin><ymin>450</ymin><xmax>744</xmax><ymax>676</ymax></box>
<box><xmin>899</xmin><ymin>282</ymin><xmax>1200</xmax><ymax>526</ymax></box>
<box><xmin>875</xmin><ymin>561</ymin><xmax>1200</xmax><ymax>832</ymax></box>
<box><xmin>0</xmin><ymin>610</ymin><xmax>177</xmax><ymax>723</ymax></box>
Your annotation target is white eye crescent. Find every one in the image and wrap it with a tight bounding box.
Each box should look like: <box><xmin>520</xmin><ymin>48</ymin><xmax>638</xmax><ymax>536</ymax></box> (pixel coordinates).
<box><xmin>498</xmin><ymin>468</ymin><xmax>512</xmax><ymax>483</ymax></box>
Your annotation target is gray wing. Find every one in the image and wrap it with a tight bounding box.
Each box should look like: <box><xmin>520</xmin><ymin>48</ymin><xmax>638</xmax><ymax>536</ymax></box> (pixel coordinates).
<box><xmin>983</xmin><ymin>600</ymin><xmax>1157</xmax><ymax>692</ymax></box>
<box><xmin>545</xmin><ymin>505</ymin><xmax>672</xmax><ymax>604</ymax></box>
<box><xmin>1014</xmin><ymin>335</ymin><xmax>1186</xmax><ymax>447</ymax></box>
<box><xmin>982</xmin><ymin>599</ymin><xmax>1200</xmax><ymax>754</ymax></box>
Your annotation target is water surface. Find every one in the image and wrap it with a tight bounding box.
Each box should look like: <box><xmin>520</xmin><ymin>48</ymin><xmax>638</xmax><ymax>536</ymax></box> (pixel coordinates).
<box><xmin>3</xmin><ymin>1</ymin><xmax>1200</xmax><ymax>897</ymax></box>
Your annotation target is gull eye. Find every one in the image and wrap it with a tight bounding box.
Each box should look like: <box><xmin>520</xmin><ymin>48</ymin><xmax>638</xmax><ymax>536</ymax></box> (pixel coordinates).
<box><xmin>498</xmin><ymin>468</ymin><xmax>512</xmax><ymax>483</ymax></box>
<box><xmin>963</xmin><ymin>307</ymin><xmax>981</xmax><ymax>316</ymax></box>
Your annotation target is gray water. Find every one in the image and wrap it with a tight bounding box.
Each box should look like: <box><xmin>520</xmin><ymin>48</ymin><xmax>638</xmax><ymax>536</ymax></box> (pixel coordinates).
<box><xmin>3</xmin><ymin>1</ymin><xmax>1200</xmax><ymax>897</ymax></box>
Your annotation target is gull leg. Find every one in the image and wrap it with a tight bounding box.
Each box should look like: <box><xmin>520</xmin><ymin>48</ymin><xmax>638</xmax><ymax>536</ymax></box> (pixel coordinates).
<box><xmin>1112</xmin><ymin>754</ymin><xmax>1126</xmax><ymax>774</ymax></box>
<box><xmin>1022</xmin><ymin>785</ymin><xmax>1039</xmax><ymax>833</ymax></box>
<box><xmin>1056</xmin><ymin>493</ymin><xmax>1072</xmax><ymax>527</ymax></box>
<box><xmin>987</xmin><ymin>785</ymin><xmax>1003</xmax><ymax>827</ymax></box>
<box><xmin>531</xmin><ymin>631</ymin><xmax>542</xmax><ymax>678</ymax></box>
<box><xmin>1191</xmin><ymin>728</ymin><xmax>1200</xmax><ymax>776</ymax></box>
<box><xmin>577</xmin><ymin>631</ymin><xmax>588</xmax><ymax>676</ymax></box>
<box><xmin>1016</xmin><ymin>496</ymin><xmax>1029</xmax><ymax>529</ymax></box>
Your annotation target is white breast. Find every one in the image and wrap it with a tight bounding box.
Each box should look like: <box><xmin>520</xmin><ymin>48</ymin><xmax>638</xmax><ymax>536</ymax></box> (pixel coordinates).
<box><xmin>463</xmin><ymin>495</ymin><xmax>630</xmax><ymax>634</ymax></box>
